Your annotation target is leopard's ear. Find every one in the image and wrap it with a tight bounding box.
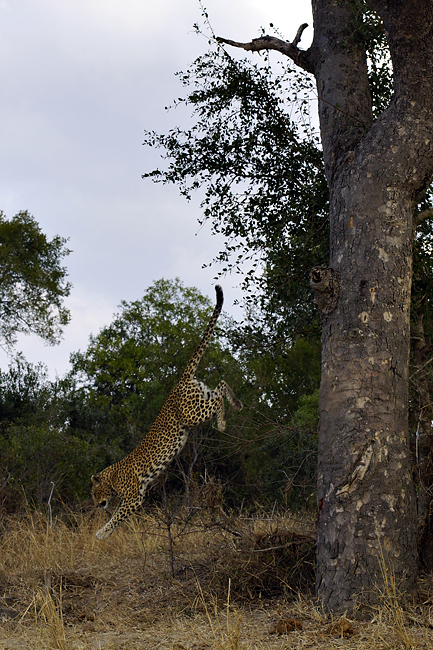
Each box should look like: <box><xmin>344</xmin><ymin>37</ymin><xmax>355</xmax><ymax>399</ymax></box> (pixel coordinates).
<box><xmin>91</xmin><ymin>474</ymin><xmax>100</xmax><ymax>485</ymax></box>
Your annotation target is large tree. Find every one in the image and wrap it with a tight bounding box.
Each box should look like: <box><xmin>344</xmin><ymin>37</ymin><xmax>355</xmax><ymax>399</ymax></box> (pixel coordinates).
<box><xmin>216</xmin><ymin>0</ymin><xmax>433</xmax><ymax>611</ymax></box>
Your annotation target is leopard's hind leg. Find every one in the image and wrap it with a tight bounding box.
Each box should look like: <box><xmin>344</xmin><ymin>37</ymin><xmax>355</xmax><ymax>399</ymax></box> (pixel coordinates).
<box><xmin>218</xmin><ymin>380</ymin><xmax>243</xmax><ymax>412</ymax></box>
<box><xmin>209</xmin><ymin>380</ymin><xmax>242</xmax><ymax>431</ymax></box>
<box><xmin>184</xmin><ymin>380</ymin><xmax>242</xmax><ymax>432</ymax></box>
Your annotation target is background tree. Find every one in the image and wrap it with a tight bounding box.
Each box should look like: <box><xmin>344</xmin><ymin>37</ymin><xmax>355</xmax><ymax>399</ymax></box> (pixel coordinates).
<box><xmin>144</xmin><ymin>2</ymin><xmax>433</xmax><ymax>611</ymax></box>
<box><xmin>0</xmin><ymin>210</ymin><xmax>71</xmax><ymax>347</ymax></box>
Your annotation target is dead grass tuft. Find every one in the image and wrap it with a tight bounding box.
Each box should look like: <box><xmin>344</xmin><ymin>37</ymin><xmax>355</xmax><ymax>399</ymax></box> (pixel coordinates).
<box><xmin>29</xmin><ymin>586</ymin><xmax>68</xmax><ymax>650</ymax></box>
<box><xmin>371</xmin><ymin>541</ymin><xmax>420</xmax><ymax>650</ymax></box>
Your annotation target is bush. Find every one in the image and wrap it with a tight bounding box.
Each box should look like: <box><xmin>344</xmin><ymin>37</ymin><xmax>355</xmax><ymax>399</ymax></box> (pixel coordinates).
<box><xmin>0</xmin><ymin>424</ymin><xmax>93</xmax><ymax>512</ymax></box>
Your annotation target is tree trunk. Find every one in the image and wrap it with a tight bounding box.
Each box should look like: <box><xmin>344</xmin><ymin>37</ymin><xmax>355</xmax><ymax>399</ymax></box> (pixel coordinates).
<box><xmin>313</xmin><ymin>157</ymin><xmax>418</xmax><ymax>611</ymax></box>
<box><xmin>310</xmin><ymin>0</ymin><xmax>433</xmax><ymax>611</ymax></box>
<box><xmin>218</xmin><ymin>0</ymin><xmax>433</xmax><ymax>612</ymax></box>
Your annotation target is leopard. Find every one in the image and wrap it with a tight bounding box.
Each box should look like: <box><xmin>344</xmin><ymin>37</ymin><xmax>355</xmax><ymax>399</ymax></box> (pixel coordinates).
<box><xmin>91</xmin><ymin>285</ymin><xmax>242</xmax><ymax>539</ymax></box>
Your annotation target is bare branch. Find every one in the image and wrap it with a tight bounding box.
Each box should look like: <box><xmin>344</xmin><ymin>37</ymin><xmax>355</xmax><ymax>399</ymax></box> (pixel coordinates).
<box><xmin>216</xmin><ymin>26</ymin><xmax>314</xmax><ymax>74</ymax></box>
<box><xmin>292</xmin><ymin>22</ymin><xmax>309</xmax><ymax>47</ymax></box>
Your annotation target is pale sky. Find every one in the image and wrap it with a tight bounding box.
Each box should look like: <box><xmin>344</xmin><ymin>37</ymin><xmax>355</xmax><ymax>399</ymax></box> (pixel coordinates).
<box><xmin>0</xmin><ymin>0</ymin><xmax>313</xmax><ymax>378</ymax></box>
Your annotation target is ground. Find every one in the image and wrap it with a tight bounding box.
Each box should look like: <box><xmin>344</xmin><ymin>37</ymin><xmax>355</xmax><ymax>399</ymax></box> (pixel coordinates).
<box><xmin>0</xmin><ymin>507</ymin><xmax>432</xmax><ymax>649</ymax></box>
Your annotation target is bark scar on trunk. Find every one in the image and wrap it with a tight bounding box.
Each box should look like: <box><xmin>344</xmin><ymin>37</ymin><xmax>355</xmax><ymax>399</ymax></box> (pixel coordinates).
<box><xmin>310</xmin><ymin>266</ymin><xmax>340</xmax><ymax>317</ymax></box>
<box><xmin>336</xmin><ymin>441</ymin><xmax>374</xmax><ymax>497</ymax></box>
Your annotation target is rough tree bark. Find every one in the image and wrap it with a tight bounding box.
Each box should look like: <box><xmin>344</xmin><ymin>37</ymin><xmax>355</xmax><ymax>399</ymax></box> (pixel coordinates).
<box><xmin>218</xmin><ymin>0</ymin><xmax>433</xmax><ymax>612</ymax></box>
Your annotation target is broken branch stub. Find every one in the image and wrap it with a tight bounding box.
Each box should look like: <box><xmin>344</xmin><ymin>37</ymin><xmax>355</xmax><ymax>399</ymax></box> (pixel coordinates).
<box><xmin>310</xmin><ymin>266</ymin><xmax>340</xmax><ymax>317</ymax></box>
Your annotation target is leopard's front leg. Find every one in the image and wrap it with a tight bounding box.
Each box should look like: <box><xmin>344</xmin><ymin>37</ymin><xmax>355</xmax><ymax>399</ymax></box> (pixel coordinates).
<box><xmin>96</xmin><ymin>495</ymin><xmax>143</xmax><ymax>539</ymax></box>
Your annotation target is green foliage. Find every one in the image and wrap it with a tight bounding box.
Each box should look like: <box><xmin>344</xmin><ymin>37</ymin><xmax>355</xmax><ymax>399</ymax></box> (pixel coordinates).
<box><xmin>222</xmin><ymin>341</ymin><xmax>320</xmax><ymax>508</ymax></box>
<box><xmin>238</xmin><ymin>336</ymin><xmax>321</xmax><ymax>421</ymax></box>
<box><xmin>293</xmin><ymin>389</ymin><xmax>320</xmax><ymax>429</ymax></box>
<box><xmin>0</xmin><ymin>210</ymin><xmax>71</xmax><ymax>347</ymax></box>
<box><xmin>143</xmin><ymin>49</ymin><xmax>329</xmax><ymax>340</ymax></box>
<box><xmin>0</xmin><ymin>423</ymin><xmax>92</xmax><ymax>508</ymax></box>
<box><xmin>224</xmin><ymin>383</ymin><xmax>319</xmax><ymax>509</ymax></box>
<box><xmin>0</xmin><ymin>353</ymin><xmax>50</xmax><ymax>428</ymax></box>
<box><xmin>0</xmin><ymin>357</ymin><xmax>92</xmax><ymax>510</ymax></box>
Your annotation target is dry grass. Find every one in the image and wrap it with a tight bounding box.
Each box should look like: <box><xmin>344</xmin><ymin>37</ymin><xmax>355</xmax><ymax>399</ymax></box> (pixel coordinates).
<box><xmin>0</xmin><ymin>507</ymin><xmax>432</xmax><ymax>649</ymax></box>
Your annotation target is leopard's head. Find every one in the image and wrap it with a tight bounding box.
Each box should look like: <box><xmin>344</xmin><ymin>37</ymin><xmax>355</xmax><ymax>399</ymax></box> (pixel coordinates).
<box><xmin>91</xmin><ymin>472</ymin><xmax>115</xmax><ymax>510</ymax></box>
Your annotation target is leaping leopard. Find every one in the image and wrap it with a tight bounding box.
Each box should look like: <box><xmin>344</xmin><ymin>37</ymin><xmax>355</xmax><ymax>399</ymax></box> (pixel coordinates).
<box><xmin>91</xmin><ymin>285</ymin><xmax>242</xmax><ymax>539</ymax></box>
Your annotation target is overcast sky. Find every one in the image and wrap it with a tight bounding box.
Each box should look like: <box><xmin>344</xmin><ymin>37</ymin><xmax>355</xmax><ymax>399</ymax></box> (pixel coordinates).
<box><xmin>0</xmin><ymin>0</ymin><xmax>313</xmax><ymax>378</ymax></box>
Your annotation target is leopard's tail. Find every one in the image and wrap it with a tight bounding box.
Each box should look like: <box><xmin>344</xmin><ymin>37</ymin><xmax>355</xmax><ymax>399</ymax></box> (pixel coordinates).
<box><xmin>180</xmin><ymin>285</ymin><xmax>223</xmax><ymax>381</ymax></box>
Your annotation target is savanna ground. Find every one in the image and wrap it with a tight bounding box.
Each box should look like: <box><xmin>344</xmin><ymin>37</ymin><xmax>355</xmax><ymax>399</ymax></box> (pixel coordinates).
<box><xmin>1</xmin><ymin>504</ymin><xmax>433</xmax><ymax>650</ymax></box>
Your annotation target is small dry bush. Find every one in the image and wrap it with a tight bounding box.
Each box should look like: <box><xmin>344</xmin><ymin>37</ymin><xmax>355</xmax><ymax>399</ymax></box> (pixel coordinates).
<box><xmin>197</xmin><ymin>509</ymin><xmax>316</xmax><ymax>602</ymax></box>
<box><xmin>0</xmin><ymin>507</ymin><xmax>432</xmax><ymax>649</ymax></box>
